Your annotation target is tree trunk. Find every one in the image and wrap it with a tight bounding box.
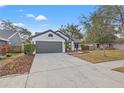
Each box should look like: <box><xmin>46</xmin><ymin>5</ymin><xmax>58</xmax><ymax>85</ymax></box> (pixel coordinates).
<box><xmin>102</xmin><ymin>44</ymin><xmax>107</xmax><ymax>57</ymax></box>
<box><xmin>118</xmin><ymin>6</ymin><xmax>124</xmax><ymax>32</ymax></box>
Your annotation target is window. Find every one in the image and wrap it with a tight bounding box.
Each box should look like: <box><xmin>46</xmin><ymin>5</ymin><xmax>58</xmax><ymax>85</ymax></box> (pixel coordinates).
<box><xmin>0</xmin><ymin>41</ymin><xmax>4</xmax><ymax>47</ymax></box>
<box><xmin>74</xmin><ymin>43</ymin><xmax>79</xmax><ymax>49</ymax></box>
<box><xmin>48</xmin><ymin>34</ymin><xmax>53</xmax><ymax>37</ymax></box>
<box><xmin>97</xmin><ymin>44</ymin><xmax>100</xmax><ymax>48</ymax></box>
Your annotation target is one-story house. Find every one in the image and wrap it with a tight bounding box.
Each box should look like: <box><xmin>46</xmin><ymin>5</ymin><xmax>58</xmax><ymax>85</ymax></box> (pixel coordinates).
<box><xmin>83</xmin><ymin>32</ymin><xmax>124</xmax><ymax>50</ymax></box>
<box><xmin>0</xmin><ymin>36</ymin><xmax>9</xmax><ymax>55</ymax></box>
<box><xmin>30</xmin><ymin>29</ymin><xmax>81</xmax><ymax>53</ymax></box>
<box><xmin>84</xmin><ymin>43</ymin><xmax>113</xmax><ymax>50</ymax></box>
<box><xmin>113</xmin><ymin>32</ymin><xmax>124</xmax><ymax>50</ymax></box>
<box><xmin>0</xmin><ymin>30</ymin><xmax>22</xmax><ymax>46</ymax></box>
<box><xmin>0</xmin><ymin>30</ymin><xmax>23</xmax><ymax>53</ymax></box>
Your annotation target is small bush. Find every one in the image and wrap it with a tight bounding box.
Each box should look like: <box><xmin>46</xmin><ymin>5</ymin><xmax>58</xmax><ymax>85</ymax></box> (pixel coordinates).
<box><xmin>8</xmin><ymin>46</ymin><xmax>22</xmax><ymax>53</ymax></box>
<box><xmin>81</xmin><ymin>44</ymin><xmax>89</xmax><ymax>50</ymax></box>
<box><xmin>0</xmin><ymin>57</ymin><xmax>2</xmax><ymax>60</ymax></box>
<box><xmin>66</xmin><ymin>42</ymin><xmax>71</xmax><ymax>51</ymax></box>
<box><xmin>24</xmin><ymin>43</ymin><xmax>35</xmax><ymax>55</ymax></box>
<box><xmin>81</xmin><ymin>44</ymin><xmax>85</xmax><ymax>49</ymax></box>
<box><xmin>6</xmin><ymin>53</ymin><xmax>12</xmax><ymax>57</ymax></box>
<box><xmin>0</xmin><ymin>56</ymin><xmax>4</xmax><ymax>60</ymax></box>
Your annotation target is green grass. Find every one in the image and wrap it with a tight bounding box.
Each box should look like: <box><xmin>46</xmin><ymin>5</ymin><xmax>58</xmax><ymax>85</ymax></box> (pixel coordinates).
<box><xmin>74</xmin><ymin>50</ymin><xmax>124</xmax><ymax>63</ymax></box>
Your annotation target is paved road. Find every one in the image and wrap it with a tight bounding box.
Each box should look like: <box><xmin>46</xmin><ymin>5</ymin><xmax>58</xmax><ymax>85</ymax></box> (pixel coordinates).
<box><xmin>0</xmin><ymin>53</ymin><xmax>124</xmax><ymax>88</ymax></box>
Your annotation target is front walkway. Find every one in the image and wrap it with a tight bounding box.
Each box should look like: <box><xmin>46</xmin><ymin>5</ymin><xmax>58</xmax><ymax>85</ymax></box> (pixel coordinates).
<box><xmin>0</xmin><ymin>53</ymin><xmax>124</xmax><ymax>88</ymax></box>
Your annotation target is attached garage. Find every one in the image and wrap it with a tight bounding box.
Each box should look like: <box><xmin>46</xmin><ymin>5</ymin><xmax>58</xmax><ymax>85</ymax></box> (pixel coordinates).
<box><xmin>36</xmin><ymin>41</ymin><xmax>62</xmax><ymax>53</ymax></box>
<box><xmin>31</xmin><ymin>30</ymin><xmax>66</xmax><ymax>53</ymax></box>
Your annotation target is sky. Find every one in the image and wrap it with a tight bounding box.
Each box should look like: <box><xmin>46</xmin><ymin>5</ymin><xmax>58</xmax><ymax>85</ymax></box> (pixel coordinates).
<box><xmin>0</xmin><ymin>5</ymin><xmax>96</xmax><ymax>34</ymax></box>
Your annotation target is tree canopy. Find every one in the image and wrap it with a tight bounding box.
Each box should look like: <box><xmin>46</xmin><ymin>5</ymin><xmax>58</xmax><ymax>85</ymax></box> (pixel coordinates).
<box><xmin>79</xmin><ymin>5</ymin><xmax>122</xmax><ymax>44</ymax></box>
<box><xmin>59</xmin><ymin>24</ymin><xmax>83</xmax><ymax>39</ymax></box>
<box><xmin>0</xmin><ymin>20</ymin><xmax>31</xmax><ymax>36</ymax></box>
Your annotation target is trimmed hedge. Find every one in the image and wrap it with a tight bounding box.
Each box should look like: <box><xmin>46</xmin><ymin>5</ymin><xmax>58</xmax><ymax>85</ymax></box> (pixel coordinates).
<box><xmin>24</xmin><ymin>44</ymin><xmax>35</xmax><ymax>55</ymax></box>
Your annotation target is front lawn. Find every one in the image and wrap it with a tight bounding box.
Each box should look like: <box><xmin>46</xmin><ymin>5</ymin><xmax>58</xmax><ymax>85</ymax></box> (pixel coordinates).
<box><xmin>112</xmin><ymin>67</ymin><xmax>124</xmax><ymax>73</ymax></box>
<box><xmin>73</xmin><ymin>50</ymin><xmax>124</xmax><ymax>63</ymax></box>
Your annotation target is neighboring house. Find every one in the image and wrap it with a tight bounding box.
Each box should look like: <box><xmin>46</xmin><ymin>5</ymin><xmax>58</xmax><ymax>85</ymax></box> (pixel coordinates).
<box><xmin>0</xmin><ymin>36</ymin><xmax>9</xmax><ymax>55</ymax></box>
<box><xmin>113</xmin><ymin>32</ymin><xmax>124</xmax><ymax>50</ymax></box>
<box><xmin>0</xmin><ymin>30</ymin><xmax>22</xmax><ymax>46</ymax></box>
<box><xmin>83</xmin><ymin>32</ymin><xmax>124</xmax><ymax>50</ymax></box>
<box><xmin>113</xmin><ymin>43</ymin><xmax>124</xmax><ymax>50</ymax></box>
<box><xmin>86</xmin><ymin>43</ymin><xmax>113</xmax><ymax>50</ymax></box>
<box><xmin>20</xmin><ymin>34</ymin><xmax>30</xmax><ymax>42</ymax></box>
<box><xmin>30</xmin><ymin>29</ymin><xmax>82</xmax><ymax>53</ymax></box>
<box><xmin>115</xmin><ymin>32</ymin><xmax>124</xmax><ymax>39</ymax></box>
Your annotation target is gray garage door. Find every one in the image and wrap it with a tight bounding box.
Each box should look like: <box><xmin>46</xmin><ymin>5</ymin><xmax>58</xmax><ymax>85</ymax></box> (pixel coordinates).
<box><xmin>36</xmin><ymin>41</ymin><xmax>63</xmax><ymax>53</ymax></box>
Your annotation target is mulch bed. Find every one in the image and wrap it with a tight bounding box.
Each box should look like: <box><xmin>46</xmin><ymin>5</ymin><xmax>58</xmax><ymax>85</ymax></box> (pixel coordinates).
<box><xmin>0</xmin><ymin>54</ymin><xmax>34</xmax><ymax>77</ymax></box>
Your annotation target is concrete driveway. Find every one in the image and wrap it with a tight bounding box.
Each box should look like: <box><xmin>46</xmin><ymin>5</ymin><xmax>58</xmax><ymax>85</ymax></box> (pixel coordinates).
<box><xmin>25</xmin><ymin>53</ymin><xmax>124</xmax><ymax>88</ymax></box>
<box><xmin>0</xmin><ymin>53</ymin><xmax>124</xmax><ymax>88</ymax></box>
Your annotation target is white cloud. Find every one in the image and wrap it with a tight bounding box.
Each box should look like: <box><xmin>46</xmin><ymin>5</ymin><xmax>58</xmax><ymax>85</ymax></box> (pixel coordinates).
<box><xmin>13</xmin><ymin>23</ymin><xmax>25</xmax><ymax>27</ymax></box>
<box><xmin>25</xmin><ymin>14</ymin><xmax>47</xmax><ymax>21</ymax></box>
<box><xmin>41</xmin><ymin>24</ymin><xmax>49</xmax><ymax>27</ymax></box>
<box><xmin>26</xmin><ymin>14</ymin><xmax>35</xmax><ymax>18</ymax></box>
<box><xmin>17</xmin><ymin>9</ymin><xmax>24</xmax><ymax>12</ymax></box>
<box><xmin>35</xmin><ymin>15</ymin><xmax>47</xmax><ymax>21</ymax></box>
<box><xmin>0</xmin><ymin>5</ymin><xmax>5</xmax><ymax>7</ymax></box>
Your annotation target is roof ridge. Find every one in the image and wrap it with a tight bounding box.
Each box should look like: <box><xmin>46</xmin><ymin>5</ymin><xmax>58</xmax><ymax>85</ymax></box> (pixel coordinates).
<box><xmin>56</xmin><ymin>31</ymin><xmax>74</xmax><ymax>41</ymax></box>
<box><xmin>30</xmin><ymin>29</ymin><xmax>67</xmax><ymax>41</ymax></box>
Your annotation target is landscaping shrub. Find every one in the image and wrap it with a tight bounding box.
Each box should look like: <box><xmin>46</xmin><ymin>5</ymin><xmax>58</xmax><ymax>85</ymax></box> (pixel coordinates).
<box><xmin>0</xmin><ymin>42</ymin><xmax>9</xmax><ymax>55</ymax></box>
<box><xmin>6</xmin><ymin>53</ymin><xmax>12</xmax><ymax>57</ymax></box>
<box><xmin>8</xmin><ymin>46</ymin><xmax>22</xmax><ymax>53</ymax></box>
<box><xmin>81</xmin><ymin>44</ymin><xmax>89</xmax><ymax>50</ymax></box>
<box><xmin>24</xmin><ymin>43</ymin><xmax>35</xmax><ymax>55</ymax></box>
<box><xmin>66</xmin><ymin>42</ymin><xmax>71</xmax><ymax>51</ymax></box>
<box><xmin>0</xmin><ymin>57</ymin><xmax>2</xmax><ymax>60</ymax></box>
<box><xmin>0</xmin><ymin>56</ymin><xmax>4</xmax><ymax>60</ymax></box>
<box><xmin>81</xmin><ymin>44</ymin><xmax>85</xmax><ymax>50</ymax></box>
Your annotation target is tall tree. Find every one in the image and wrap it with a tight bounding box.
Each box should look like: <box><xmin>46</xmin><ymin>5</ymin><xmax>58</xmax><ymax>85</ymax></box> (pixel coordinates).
<box><xmin>80</xmin><ymin>7</ymin><xmax>116</xmax><ymax>56</ymax></box>
<box><xmin>0</xmin><ymin>20</ymin><xmax>16</xmax><ymax>31</ymax></box>
<box><xmin>59</xmin><ymin>24</ymin><xmax>83</xmax><ymax>39</ymax></box>
<box><xmin>97</xmin><ymin>5</ymin><xmax>124</xmax><ymax>33</ymax></box>
<box><xmin>0</xmin><ymin>19</ymin><xmax>31</xmax><ymax>36</ymax></box>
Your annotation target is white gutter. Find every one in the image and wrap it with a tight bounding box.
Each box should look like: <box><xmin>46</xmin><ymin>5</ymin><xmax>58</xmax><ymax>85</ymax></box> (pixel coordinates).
<box><xmin>0</xmin><ymin>36</ymin><xmax>9</xmax><ymax>41</ymax></box>
<box><xmin>8</xmin><ymin>32</ymin><xmax>18</xmax><ymax>39</ymax></box>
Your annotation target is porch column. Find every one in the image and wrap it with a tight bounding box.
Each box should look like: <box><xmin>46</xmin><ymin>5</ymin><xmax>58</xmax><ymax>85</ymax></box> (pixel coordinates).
<box><xmin>71</xmin><ymin>41</ymin><xmax>74</xmax><ymax>51</ymax></box>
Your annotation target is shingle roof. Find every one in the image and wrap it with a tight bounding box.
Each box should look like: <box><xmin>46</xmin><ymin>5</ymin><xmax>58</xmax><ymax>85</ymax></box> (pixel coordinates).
<box><xmin>56</xmin><ymin>31</ymin><xmax>74</xmax><ymax>41</ymax></box>
<box><xmin>0</xmin><ymin>30</ymin><xmax>16</xmax><ymax>39</ymax></box>
<box><xmin>56</xmin><ymin>31</ymin><xmax>81</xmax><ymax>43</ymax></box>
<box><xmin>71</xmin><ymin>38</ymin><xmax>80</xmax><ymax>43</ymax></box>
<box><xmin>0</xmin><ymin>36</ymin><xmax>8</xmax><ymax>41</ymax></box>
<box><xmin>30</xmin><ymin>29</ymin><xmax>67</xmax><ymax>41</ymax></box>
